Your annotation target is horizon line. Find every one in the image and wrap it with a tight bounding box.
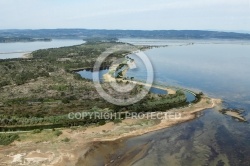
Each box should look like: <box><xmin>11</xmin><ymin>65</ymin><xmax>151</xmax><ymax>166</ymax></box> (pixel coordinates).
<box><xmin>0</xmin><ymin>28</ymin><xmax>250</xmax><ymax>34</ymax></box>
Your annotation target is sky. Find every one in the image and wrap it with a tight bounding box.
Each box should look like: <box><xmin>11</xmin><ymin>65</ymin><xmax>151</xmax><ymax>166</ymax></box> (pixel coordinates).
<box><xmin>0</xmin><ymin>0</ymin><xmax>250</xmax><ymax>31</ymax></box>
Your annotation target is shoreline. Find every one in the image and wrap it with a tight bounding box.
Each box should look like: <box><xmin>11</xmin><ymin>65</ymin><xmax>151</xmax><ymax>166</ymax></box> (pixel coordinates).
<box><xmin>76</xmin><ymin>97</ymin><xmax>222</xmax><ymax>165</ymax></box>
<box><xmin>0</xmin><ymin>96</ymin><xmax>222</xmax><ymax>166</ymax></box>
<box><xmin>103</xmin><ymin>72</ymin><xmax>177</xmax><ymax>95</ymax></box>
<box><xmin>89</xmin><ymin>97</ymin><xmax>221</xmax><ymax>143</ymax></box>
<box><xmin>21</xmin><ymin>52</ymin><xmax>32</xmax><ymax>58</ymax></box>
<box><xmin>50</xmin><ymin>96</ymin><xmax>222</xmax><ymax>166</ymax></box>
<box><xmin>0</xmin><ymin>42</ymin><xmax>224</xmax><ymax>165</ymax></box>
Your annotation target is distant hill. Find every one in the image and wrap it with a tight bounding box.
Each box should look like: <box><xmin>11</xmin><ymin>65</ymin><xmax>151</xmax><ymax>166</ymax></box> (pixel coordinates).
<box><xmin>1</xmin><ymin>29</ymin><xmax>250</xmax><ymax>40</ymax></box>
<box><xmin>0</xmin><ymin>37</ymin><xmax>51</xmax><ymax>43</ymax></box>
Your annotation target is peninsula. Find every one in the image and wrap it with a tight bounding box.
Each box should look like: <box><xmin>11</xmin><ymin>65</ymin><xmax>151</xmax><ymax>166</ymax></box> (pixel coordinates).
<box><xmin>0</xmin><ymin>40</ymin><xmax>221</xmax><ymax>165</ymax></box>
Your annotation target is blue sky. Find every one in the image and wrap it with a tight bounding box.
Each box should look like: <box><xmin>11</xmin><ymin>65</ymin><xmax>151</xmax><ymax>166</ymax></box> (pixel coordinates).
<box><xmin>0</xmin><ymin>0</ymin><xmax>250</xmax><ymax>31</ymax></box>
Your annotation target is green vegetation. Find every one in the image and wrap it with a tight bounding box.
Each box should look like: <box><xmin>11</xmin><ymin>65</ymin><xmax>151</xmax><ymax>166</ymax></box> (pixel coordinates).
<box><xmin>62</xmin><ymin>137</ymin><xmax>70</xmax><ymax>142</ymax></box>
<box><xmin>125</xmin><ymin>90</ymin><xmax>187</xmax><ymax>113</ymax></box>
<box><xmin>32</xmin><ymin>129</ymin><xmax>42</xmax><ymax>134</ymax></box>
<box><xmin>0</xmin><ymin>41</ymin><xmax>195</xmax><ymax>133</ymax></box>
<box><xmin>54</xmin><ymin>130</ymin><xmax>63</xmax><ymax>136</ymax></box>
<box><xmin>113</xmin><ymin>119</ymin><xmax>122</xmax><ymax>124</ymax></box>
<box><xmin>98</xmin><ymin>120</ymin><xmax>106</xmax><ymax>126</ymax></box>
<box><xmin>0</xmin><ymin>60</ymin><xmax>51</xmax><ymax>86</ymax></box>
<box><xmin>0</xmin><ymin>133</ymin><xmax>19</xmax><ymax>145</ymax></box>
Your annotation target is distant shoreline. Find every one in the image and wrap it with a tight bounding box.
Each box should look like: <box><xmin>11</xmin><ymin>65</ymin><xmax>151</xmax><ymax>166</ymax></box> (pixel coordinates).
<box><xmin>0</xmin><ymin>38</ymin><xmax>52</xmax><ymax>43</ymax></box>
<box><xmin>0</xmin><ymin>51</ymin><xmax>31</xmax><ymax>55</ymax></box>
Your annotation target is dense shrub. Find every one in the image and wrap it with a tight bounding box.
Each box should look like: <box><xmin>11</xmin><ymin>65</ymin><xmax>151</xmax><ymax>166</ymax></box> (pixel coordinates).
<box><xmin>32</xmin><ymin>129</ymin><xmax>42</xmax><ymax>134</ymax></box>
<box><xmin>54</xmin><ymin>130</ymin><xmax>63</xmax><ymax>136</ymax></box>
<box><xmin>98</xmin><ymin>120</ymin><xmax>106</xmax><ymax>126</ymax></box>
<box><xmin>0</xmin><ymin>80</ymin><xmax>11</xmax><ymax>88</ymax></box>
<box><xmin>113</xmin><ymin>119</ymin><xmax>122</xmax><ymax>124</ymax></box>
<box><xmin>0</xmin><ymin>133</ymin><xmax>19</xmax><ymax>145</ymax></box>
<box><xmin>62</xmin><ymin>137</ymin><xmax>70</xmax><ymax>142</ymax></box>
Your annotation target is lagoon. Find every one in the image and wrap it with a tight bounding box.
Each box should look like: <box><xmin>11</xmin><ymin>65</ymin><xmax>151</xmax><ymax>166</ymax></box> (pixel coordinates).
<box><xmin>82</xmin><ymin>41</ymin><xmax>250</xmax><ymax>166</ymax></box>
<box><xmin>126</xmin><ymin>42</ymin><xmax>250</xmax><ymax>165</ymax></box>
<box><xmin>0</xmin><ymin>39</ymin><xmax>84</xmax><ymax>59</ymax></box>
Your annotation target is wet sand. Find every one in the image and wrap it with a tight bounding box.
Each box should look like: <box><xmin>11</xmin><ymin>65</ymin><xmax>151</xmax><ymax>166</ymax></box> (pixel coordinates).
<box><xmin>0</xmin><ymin>97</ymin><xmax>221</xmax><ymax>166</ymax></box>
<box><xmin>76</xmin><ymin>97</ymin><xmax>221</xmax><ymax>166</ymax></box>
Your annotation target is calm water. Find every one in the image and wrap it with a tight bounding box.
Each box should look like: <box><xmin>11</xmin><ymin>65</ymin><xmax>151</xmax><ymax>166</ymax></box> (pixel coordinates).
<box><xmin>119</xmin><ymin>38</ymin><xmax>188</xmax><ymax>46</ymax></box>
<box><xmin>146</xmin><ymin>44</ymin><xmax>250</xmax><ymax>105</ymax></box>
<box><xmin>3</xmin><ymin>38</ymin><xmax>250</xmax><ymax>165</ymax></box>
<box><xmin>119</xmin><ymin>38</ymin><xmax>250</xmax><ymax>46</ymax></box>
<box><xmin>82</xmin><ymin>41</ymin><xmax>250</xmax><ymax>166</ymax></box>
<box><xmin>78</xmin><ymin>69</ymin><xmax>169</xmax><ymax>95</ymax></box>
<box><xmin>78</xmin><ymin>69</ymin><xmax>109</xmax><ymax>82</ymax></box>
<box><xmin>124</xmin><ymin>43</ymin><xmax>250</xmax><ymax>166</ymax></box>
<box><xmin>149</xmin><ymin>87</ymin><xmax>167</xmax><ymax>95</ymax></box>
<box><xmin>0</xmin><ymin>39</ymin><xmax>84</xmax><ymax>59</ymax></box>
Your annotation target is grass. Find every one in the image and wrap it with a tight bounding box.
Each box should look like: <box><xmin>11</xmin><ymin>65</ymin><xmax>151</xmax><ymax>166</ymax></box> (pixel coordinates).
<box><xmin>62</xmin><ymin>137</ymin><xmax>70</xmax><ymax>142</ymax></box>
<box><xmin>18</xmin><ymin>130</ymin><xmax>59</xmax><ymax>143</ymax></box>
<box><xmin>54</xmin><ymin>130</ymin><xmax>63</xmax><ymax>136</ymax></box>
<box><xmin>0</xmin><ymin>133</ymin><xmax>19</xmax><ymax>145</ymax></box>
<box><xmin>32</xmin><ymin>129</ymin><xmax>42</xmax><ymax>134</ymax></box>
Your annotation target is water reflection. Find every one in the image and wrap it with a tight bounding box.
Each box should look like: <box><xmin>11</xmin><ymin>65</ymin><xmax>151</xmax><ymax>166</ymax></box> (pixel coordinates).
<box><xmin>0</xmin><ymin>39</ymin><xmax>84</xmax><ymax>59</ymax></box>
<box><xmin>127</xmin><ymin>43</ymin><xmax>250</xmax><ymax>165</ymax></box>
<box><xmin>77</xmin><ymin>69</ymin><xmax>109</xmax><ymax>82</ymax></box>
<box><xmin>80</xmin><ymin>42</ymin><xmax>250</xmax><ymax>166</ymax></box>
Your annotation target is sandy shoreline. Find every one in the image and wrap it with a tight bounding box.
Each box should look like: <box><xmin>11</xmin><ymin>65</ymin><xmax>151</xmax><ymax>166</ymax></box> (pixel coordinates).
<box><xmin>54</xmin><ymin>97</ymin><xmax>221</xmax><ymax>166</ymax></box>
<box><xmin>21</xmin><ymin>53</ymin><xmax>32</xmax><ymax>58</ymax></box>
<box><xmin>0</xmin><ymin>57</ymin><xmax>222</xmax><ymax>165</ymax></box>
<box><xmin>103</xmin><ymin>72</ymin><xmax>176</xmax><ymax>95</ymax></box>
<box><xmin>90</xmin><ymin>98</ymin><xmax>221</xmax><ymax>143</ymax></box>
<box><xmin>63</xmin><ymin>60</ymin><xmax>221</xmax><ymax>165</ymax></box>
<box><xmin>0</xmin><ymin>96</ymin><xmax>221</xmax><ymax>166</ymax></box>
<box><xmin>76</xmin><ymin>97</ymin><xmax>222</xmax><ymax>165</ymax></box>
<box><xmin>0</xmin><ymin>48</ymin><xmax>222</xmax><ymax>165</ymax></box>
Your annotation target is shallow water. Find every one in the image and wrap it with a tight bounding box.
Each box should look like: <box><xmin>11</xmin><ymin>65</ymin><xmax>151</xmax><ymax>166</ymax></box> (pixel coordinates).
<box><xmin>80</xmin><ymin>41</ymin><xmax>250</xmax><ymax>166</ymax></box>
<box><xmin>129</xmin><ymin>43</ymin><xmax>250</xmax><ymax>165</ymax></box>
<box><xmin>149</xmin><ymin>87</ymin><xmax>167</xmax><ymax>95</ymax></box>
<box><xmin>78</xmin><ymin>69</ymin><xmax>109</xmax><ymax>82</ymax></box>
